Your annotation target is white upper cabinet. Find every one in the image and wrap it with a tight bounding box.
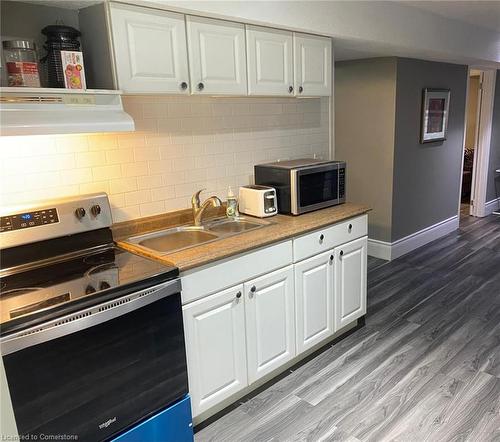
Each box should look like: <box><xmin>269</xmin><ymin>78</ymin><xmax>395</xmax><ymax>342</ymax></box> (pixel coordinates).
<box><xmin>335</xmin><ymin>237</ymin><xmax>367</xmax><ymax>330</ymax></box>
<box><xmin>186</xmin><ymin>16</ymin><xmax>247</xmax><ymax>95</ymax></box>
<box><xmin>295</xmin><ymin>250</ymin><xmax>335</xmax><ymax>353</ymax></box>
<box><xmin>246</xmin><ymin>26</ymin><xmax>294</xmax><ymax>96</ymax></box>
<box><xmin>183</xmin><ymin>284</ymin><xmax>248</xmax><ymax>417</ymax></box>
<box><xmin>108</xmin><ymin>3</ymin><xmax>189</xmax><ymax>94</ymax></box>
<box><xmin>244</xmin><ymin>266</ymin><xmax>295</xmax><ymax>384</ymax></box>
<box><xmin>294</xmin><ymin>33</ymin><xmax>332</xmax><ymax>97</ymax></box>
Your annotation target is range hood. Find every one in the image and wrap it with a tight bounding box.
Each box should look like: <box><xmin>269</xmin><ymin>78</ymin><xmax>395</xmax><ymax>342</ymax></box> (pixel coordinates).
<box><xmin>0</xmin><ymin>88</ymin><xmax>135</xmax><ymax>136</ymax></box>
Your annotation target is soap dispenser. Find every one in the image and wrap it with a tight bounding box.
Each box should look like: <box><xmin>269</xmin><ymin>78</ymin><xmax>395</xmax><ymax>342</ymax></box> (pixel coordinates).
<box><xmin>226</xmin><ymin>187</ymin><xmax>239</xmax><ymax>218</ymax></box>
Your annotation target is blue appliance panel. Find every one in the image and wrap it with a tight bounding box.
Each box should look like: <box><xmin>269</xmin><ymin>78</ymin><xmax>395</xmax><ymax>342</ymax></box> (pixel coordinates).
<box><xmin>112</xmin><ymin>395</ymin><xmax>193</xmax><ymax>442</ymax></box>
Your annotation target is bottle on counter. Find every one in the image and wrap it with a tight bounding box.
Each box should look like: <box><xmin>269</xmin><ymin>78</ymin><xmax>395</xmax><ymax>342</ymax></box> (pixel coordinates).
<box><xmin>226</xmin><ymin>187</ymin><xmax>239</xmax><ymax>218</ymax></box>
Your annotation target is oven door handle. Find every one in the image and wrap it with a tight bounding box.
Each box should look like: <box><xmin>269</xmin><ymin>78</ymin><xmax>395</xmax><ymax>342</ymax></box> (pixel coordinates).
<box><xmin>1</xmin><ymin>278</ymin><xmax>181</xmax><ymax>356</ymax></box>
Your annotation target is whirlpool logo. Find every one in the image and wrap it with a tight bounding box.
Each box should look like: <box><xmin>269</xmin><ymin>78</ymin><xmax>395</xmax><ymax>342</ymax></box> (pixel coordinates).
<box><xmin>99</xmin><ymin>416</ymin><xmax>117</xmax><ymax>429</ymax></box>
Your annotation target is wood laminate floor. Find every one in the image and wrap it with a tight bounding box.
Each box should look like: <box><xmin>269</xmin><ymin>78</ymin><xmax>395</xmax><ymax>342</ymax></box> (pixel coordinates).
<box><xmin>196</xmin><ymin>212</ymin><xmax>500</xmax><ymax>442</ymax></box>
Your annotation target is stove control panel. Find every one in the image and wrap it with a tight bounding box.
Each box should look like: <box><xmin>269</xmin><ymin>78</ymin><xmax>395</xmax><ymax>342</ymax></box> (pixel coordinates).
<box><xmin>0</xmin><ymin>208</ymin><xmax>59</xmax><ymax>233</ymax></box>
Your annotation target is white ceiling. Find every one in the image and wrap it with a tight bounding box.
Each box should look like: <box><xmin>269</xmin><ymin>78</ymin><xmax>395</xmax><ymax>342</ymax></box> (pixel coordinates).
<box><xmin>405</xmin><ymin>1</ymin><xmax>500</xmax><ymax>32</ymax></box>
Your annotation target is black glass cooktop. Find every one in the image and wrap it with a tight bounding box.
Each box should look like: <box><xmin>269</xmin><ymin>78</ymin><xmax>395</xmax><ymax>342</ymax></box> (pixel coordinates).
<box><xmin>0</xmin><ymin>245</ymin><xmax>178</xmax><ymax>333</ymax></box>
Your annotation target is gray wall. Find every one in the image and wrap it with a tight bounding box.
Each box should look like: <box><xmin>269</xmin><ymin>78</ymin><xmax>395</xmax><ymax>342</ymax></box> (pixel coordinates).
<box><xmin>335</xmin><ymin>58</ymin><xmax>397</xmax><ymax>242</ymax></box>
<box><xmin>486</xmin><ymin>71</ymin><xmax>500</xmax><ymax>203</ymax></box>
<box><xmin>391</xmin><ymin>58</ymin><xmax>468</xmax><ymax>242</ymax></box>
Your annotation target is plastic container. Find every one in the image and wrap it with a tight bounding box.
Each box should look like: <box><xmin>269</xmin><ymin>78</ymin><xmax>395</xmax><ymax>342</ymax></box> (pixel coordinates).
<box><xmin>2</xmin><ymin>40</ymin><xmax>40</xmax><ymax>87</ymax></box>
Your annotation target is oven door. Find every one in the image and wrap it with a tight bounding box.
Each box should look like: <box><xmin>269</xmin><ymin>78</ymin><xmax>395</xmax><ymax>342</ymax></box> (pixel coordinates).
<box><xmin>292</xmin><ymin>163</ymin><xmax>340</xmax><ymax>214</ymax></box>
<box><xmin>1</xmin><ymin>279</ymin><xmax>187</xmax><ymax>442</ymax></box>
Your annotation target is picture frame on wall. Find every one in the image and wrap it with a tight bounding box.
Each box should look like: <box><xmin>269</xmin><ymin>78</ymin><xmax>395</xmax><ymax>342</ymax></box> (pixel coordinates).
<box><xmin>420</xmin><ymin>88</ymin><xmax>450</xmax><ymax>143</ymax></box>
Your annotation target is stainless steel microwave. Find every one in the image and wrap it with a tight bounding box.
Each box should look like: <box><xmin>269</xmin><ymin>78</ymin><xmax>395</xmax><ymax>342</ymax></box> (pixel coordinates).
<box><xmin>255</xmin><ymin>158</ymin><xmax>346</xmax><ymax>215</ymax></box>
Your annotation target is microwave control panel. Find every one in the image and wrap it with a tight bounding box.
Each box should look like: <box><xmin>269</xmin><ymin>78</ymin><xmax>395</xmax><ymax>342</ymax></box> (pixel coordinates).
<box><xmin>339</xmin><ymin>168</ymin><xmax>346</xmax><ymax>198</ymax></box>
<box><xmin>0</xmin><ymin>208</ymin><xmax>59</xmax><ymax>233</ymax></box>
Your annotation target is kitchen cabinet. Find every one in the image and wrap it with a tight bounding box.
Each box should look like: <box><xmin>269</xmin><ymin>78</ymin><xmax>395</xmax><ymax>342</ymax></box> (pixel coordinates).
<box><xmin>246</xmin><ymin>26</ymin><xmax>294</xmax><ymax>96</ymax></box>
<box><xmin>183</xmin><ymin>284</ymin><xmax>248</xmax><ymax>417</ymax></box>
<box><xmin>108</xmin><ymin>3</ymin><xmax>189</xmax><ymax>94</ymax></box>
<box><xmin>335</xmin><ymin>237</ymin><xmax>367</xmax><ymax>329</ymax></box>
<box><xmin>186</xmin><ymin>16</ymin><xmax>247</xmax><ymax>95</ymax></box>
<box><xmin>294</xmin><ymin>33</ymin><xmax>332</xmax><ymax>96</ymax></box>
<box><xmin>294</xmin><ymin>250</ymin><xmax>335</xmax><ymax>353</ymax></box>
<box><xmin>244</xmin><ymin>266</ymin><xmax>295</xmax><ymax>383</ymax></box>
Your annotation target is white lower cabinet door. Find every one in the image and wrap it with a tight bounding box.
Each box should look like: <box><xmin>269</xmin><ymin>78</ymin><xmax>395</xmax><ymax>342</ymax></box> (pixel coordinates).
<box><xmin>183</xmin><ymin>284</ymin><xmax>247</xmax><ymax>417</ymax></box>
<box><xmin>295</xmin><ymin>250</ymin><xmax>335</xmax><ymax>354</ymax></box>
<box><xmin>335</xmin><ymin>236</ymin><xmax>367</xmax><ymax>329</ymax></box>
<box><xmin>244</xmin><ymin>265</ymin><xmax>295</xmax><ymax>384</ymax></box>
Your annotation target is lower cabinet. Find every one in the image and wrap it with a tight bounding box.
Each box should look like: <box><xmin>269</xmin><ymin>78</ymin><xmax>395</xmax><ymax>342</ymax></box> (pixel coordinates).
<box><xmin>244</xmin><ymin>266</ymin><xmax>295</xmax><ymax>383</ymax></box>
<box><xmin>335</xmin><ymin>236</ymin><xmax>367</xmax><ymax>329</ymax></box>
<box><xmin>183</xmin><ymin>284</ymin><xmax>248</xmax><ymax>417</ymax></box>
<box><xmin>294</xmin><ymin>250</ymin><xmax>334</xmax><ymax>353</ymax></box>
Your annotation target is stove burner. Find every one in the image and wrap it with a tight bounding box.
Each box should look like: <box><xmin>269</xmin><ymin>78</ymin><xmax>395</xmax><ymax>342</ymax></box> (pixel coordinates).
<box><xmin>85</xmin><ymin>263</ymin><xmax>118</xmax><ymax>277</ymax></box>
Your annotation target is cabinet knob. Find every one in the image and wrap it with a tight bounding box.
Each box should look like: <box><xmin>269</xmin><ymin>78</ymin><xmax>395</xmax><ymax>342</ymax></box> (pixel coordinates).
<box><xmin>180</xmin><ymin>81</ymin><xmax>188</xmax><ymax>90</ymax></box>
<box><xmin>288</xmin><ymin>85</ymin><xmax>294</xmax><ymax>93</ymax></box>
<box><xmin>197</xmin><ymin>82</ymin><xmax>205</xmax><ymax>91</ymax></box>
<box><xmin>340</xmin><ymin>250</ymin><xmax>344</xmax><ymax>256</ymax></box>
<box><xmin>348</xmin><ymin>224</ymin><xmax>353</xmax><ymax>232</ymax></box>
<box><xmin>330</xmin><ymin>255</ymin><xmax>334</xmax><ymax>261</ymax></box>
<box><xmin>236</xmin><ymin>291</ymin><xmax>242</xmax><ymax>299</ymax></box>
<box><xmin>299</xmin><ymin>86</ymin><xmax>304</xmax><ymax>93</ymax></box>
<box><xmin>319</xmin><ymin>234</ymin><xmax>325</xmax><ymax>242</ymax></box>
<box><xmin>250</xmin><ymin>285</ymin><xmax>256</xmax><ymax>293</ymax></box>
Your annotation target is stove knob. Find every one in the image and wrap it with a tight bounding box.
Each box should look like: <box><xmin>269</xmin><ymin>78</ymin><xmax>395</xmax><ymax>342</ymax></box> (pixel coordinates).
<box><xmin>90</xmin><ymin>204</ymin><xmax>101</xmax><ymax>217</ymax></box>
<box><xmin>100</xmin><ymin>281</ymin><xmax>111</xmax><ymax>290</ymax></box>
<box><xmin>85</xmin><ymin>285</ymin><xmax>96</xmax><ymax>295</ymax></box>
<box><xmin>75</xmin><ymin>207</ymin><xmax>86</xmax><ymax>219</ymax></box>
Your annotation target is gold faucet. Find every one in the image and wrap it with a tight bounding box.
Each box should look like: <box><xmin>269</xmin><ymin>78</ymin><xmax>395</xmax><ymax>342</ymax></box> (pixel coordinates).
<box><xmin>191</xmin><ymin>189</ymin><xmax>222</xmax><ymax>227</ymax></box>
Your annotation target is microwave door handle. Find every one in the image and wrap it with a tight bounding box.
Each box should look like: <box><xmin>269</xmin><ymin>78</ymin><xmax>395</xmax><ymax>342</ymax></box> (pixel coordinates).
<box><xmin>0</xmin><ymin>279</ymin><xmax>181</xmax><ymax>356</ymax></box>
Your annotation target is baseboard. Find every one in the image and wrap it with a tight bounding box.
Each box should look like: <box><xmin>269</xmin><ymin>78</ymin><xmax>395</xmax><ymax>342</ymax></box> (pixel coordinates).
<box><xmin>485</xmin><ymin>198</ymin><xmax>500</xmax><ymax>215</ymax></box>
<box><xmin>368</xmin><ymin>215</ymin><xmax>459</xmax><ymax>261</ymax></box>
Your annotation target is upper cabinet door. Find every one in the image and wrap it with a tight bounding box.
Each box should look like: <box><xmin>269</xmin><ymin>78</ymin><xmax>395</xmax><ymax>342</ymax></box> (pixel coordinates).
<box><xmin>294</xmin><ymin>33</ymin><xmax>332</xmax><ymax>97</ymax></box>
<box><xmin>244</xmin><ymin>265</ymin><xmax>295</xmax><ymax>384</ymax></box>
<box><xmin>335</xmin><ymin>237</ymin><xmax>367</xmax><ymax>330</ymax></box>
<box><xmin>246</xmin><ymin>26</ymin><xmax>294</xmax><ymax>96</ymax></box>
<box><xmin>186</xmin><ymin>16</ymin><xmax>247</xmax><ymax>95</ymax></box>
<box><xmin>109</xmin><ymin>3</ymin><xmax>189</xmax><ymax>94</ymax></box>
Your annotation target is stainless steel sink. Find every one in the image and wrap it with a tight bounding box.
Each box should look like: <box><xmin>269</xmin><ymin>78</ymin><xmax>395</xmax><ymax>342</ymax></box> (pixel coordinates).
<box><xmin>125</xmin><ymin>217</ymin><xmax>272</xmax><ymax>255</ymax></box>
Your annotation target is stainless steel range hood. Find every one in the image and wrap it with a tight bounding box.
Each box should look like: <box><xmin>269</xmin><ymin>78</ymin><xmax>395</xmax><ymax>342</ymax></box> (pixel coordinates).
<box><xmin>0</xmin><ymin>88</ymin><xmax>135</xmax><ymax>136</ymax></box>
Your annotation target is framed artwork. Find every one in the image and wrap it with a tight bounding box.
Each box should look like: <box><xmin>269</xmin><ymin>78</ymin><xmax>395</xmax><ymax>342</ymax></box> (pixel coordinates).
<box><xmin>420</xmin><ymin>88</ymin><xmax>450</xmax><ymax>143</ymax></box>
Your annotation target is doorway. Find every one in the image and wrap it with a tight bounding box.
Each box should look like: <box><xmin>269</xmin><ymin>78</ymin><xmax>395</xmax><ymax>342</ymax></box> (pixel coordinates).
<box><xmin>459</xmin><ymin>68</ymin><xmax>497</xmax><ymax>222</ymax></box>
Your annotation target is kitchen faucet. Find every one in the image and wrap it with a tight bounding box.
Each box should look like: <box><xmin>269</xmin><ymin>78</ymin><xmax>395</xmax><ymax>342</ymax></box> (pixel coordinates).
<box><xmin>191</xmin><ymin>189</ymin><xmax>222</xmax><ymax>227</ymax></box>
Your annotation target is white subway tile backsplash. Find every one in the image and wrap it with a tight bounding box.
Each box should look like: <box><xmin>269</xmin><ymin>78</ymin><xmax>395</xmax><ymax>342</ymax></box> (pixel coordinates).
<box><xmin>0</xmin><ymin>96</ymin><xmax>329</xmax><ymax>222</ymax></box>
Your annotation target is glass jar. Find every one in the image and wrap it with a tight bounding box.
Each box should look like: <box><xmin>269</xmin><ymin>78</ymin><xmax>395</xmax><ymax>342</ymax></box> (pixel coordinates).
<box><xmin>2</xmin><ymin>40</ymin><xmax>41</xmax><ymax>87</ymax></box>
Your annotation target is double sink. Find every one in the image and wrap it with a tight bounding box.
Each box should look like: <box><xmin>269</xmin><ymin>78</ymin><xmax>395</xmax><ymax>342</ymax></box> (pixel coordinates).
<box><xmin>125</xmin><ymin>216</ymin><xmax>273</xmax><ymax>255</ymax></box>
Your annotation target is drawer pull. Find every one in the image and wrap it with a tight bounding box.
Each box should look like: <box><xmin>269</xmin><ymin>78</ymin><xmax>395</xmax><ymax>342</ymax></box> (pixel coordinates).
<box><xmin>250</xmin><ymin>285</ymin><xmax>256</xmax><ymax>293</ymax></box>
<box><xmin>340</xmin><ymin>250</ymin><xmax>344</xmax><ymax>256</ymax></box>
<box><xmin>236</xmin><ymin>291</ymin><xmax>242</xmax><ymax>299</ymax></box>
<box><xmin>330</xmin><ymin>255</ymin><xmax>334</xmax><ymax>261</ymax></box>
<box><xmin>319</xmin><ymin>234</ymin><xmax>325</xmax><ymax>242</ymax></box>
<box><xmin>348</xmin><ymin>224</ymin><xmax>353</xmax><ymax>232</ymax></box>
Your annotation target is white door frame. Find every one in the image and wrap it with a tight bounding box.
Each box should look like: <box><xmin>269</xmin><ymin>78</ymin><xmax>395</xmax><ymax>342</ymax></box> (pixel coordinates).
<box><xmin>459</xmin><ymin>67</ymin><xmax>497</xmax><ymax>218</ymax></box>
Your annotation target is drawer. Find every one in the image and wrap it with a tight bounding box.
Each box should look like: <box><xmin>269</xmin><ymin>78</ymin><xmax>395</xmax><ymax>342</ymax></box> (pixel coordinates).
<box><xmin>181</xmin><ymin>240</ymin><xmax>293</xmax><ymax>304</ymax></box>
<box><xmin>293</xmin><ymin>215</ymin><xmax>367</xmax><ymax>262</ymax></box>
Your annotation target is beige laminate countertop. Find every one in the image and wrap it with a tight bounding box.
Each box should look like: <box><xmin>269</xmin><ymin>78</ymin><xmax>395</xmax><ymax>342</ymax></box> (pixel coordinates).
<box><xmin>116</xmin><ymin>203</ymin><xmax>370</xmax><ymax>272</ymax></box>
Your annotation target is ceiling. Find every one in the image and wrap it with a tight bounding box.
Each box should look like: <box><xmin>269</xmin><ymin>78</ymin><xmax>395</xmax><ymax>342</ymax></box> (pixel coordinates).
<box><xmin>405</xmin><ymin>1</ymin><xmax>500</xmax><ymax>32</ymax></box>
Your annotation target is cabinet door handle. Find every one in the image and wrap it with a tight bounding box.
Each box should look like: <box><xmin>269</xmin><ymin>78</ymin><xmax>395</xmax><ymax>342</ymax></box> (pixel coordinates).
<box><xmin>340</xmin><ymin>250</ymin><xmax>344</xmax><ymax>256</ymax></box>
<box><xmin>250</xmin><ymin>285</ymin><xmax>256</xmax><ymax>293</ymax></box>
<box><xmin>319</xmin><ymin>234</ymin><xmax>325</xmax><ymax>241</ymax></box>
<box><xmin>236</xmin><ymin>291</ymin><xmax>242</xmax><ymax>299</ymax></box>
<box><xmin>330</xmin><ymin>254</ymin><xmax>334</xmax><ymax>261</ymax></box>
<box><xmin>288</xmin><ymin>85</ymin><xmax>294</xmax><ymax>93</ymax></box>
<box><xmin>348</xmin><ymin>224</ymin><xmax>353</xmax><ymax>232</ymax></box>
<box><xmin>299</xmin><ymin>86</ymin><xmax>304</xmax><ymax>93</ymax></box>
<box><xmin>180</xmin><ymin>81</ymin><xmax>188</xmax><ymax>90</ymax></box>
<box><xmin>197</xmin><ymin>82</ymin><xmax>205</xmax><ymax>91</ymax></box>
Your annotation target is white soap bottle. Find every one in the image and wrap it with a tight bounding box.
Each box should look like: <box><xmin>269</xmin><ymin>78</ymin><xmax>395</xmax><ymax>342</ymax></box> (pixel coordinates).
<box><xmin>226</xmin><ymin>186</ymin><xmax>239</xmax><ymax>218</ymax></box>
